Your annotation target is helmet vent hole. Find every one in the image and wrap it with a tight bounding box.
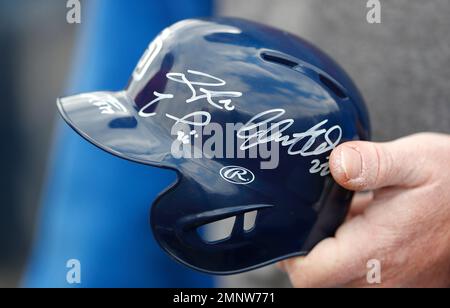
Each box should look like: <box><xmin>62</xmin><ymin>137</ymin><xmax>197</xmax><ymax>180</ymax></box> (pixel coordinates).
<box><xmin>319</xmin><ymin>74</ymin><xmax>348</xmax><ymax>99</ymax></box>
<box><xmin>197</xmin><ymin>216</ymin><xmax>236</xmax><ymax>243</ymax></box>
<box><xmin>243</xmin><ymin>210</ymin><xmax>258</xmax><ymax>232</ymax></box>
<box><xmin>261</xmin><ymin>52</ymin><xmax>298</xmax><ymax>68</ymax></box>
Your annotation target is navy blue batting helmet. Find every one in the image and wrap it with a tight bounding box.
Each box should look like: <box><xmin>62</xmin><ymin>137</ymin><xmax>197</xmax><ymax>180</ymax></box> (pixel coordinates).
<box><xmin>57</xmin><ymin>18</ymin><xmax>370</xmax><ymax>274</ymax></box>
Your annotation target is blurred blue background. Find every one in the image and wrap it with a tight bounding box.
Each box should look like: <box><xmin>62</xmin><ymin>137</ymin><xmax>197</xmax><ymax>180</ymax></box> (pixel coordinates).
<box><xmin>0</xmin><ymin>0</ymin><xmax>214</xmax><ymax>288</ymax></box>
<box><xmin>0</xmin><ymin>0</ymin><xmax>76</xmax><ymax>286</ymax></box>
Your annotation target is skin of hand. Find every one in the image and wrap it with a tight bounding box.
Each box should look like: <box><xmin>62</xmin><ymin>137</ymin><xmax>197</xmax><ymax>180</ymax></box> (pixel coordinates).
<box><xmin>279</xmin><ymin>133</ymin><xmax>450</xmax><ymax>287</ymax></box>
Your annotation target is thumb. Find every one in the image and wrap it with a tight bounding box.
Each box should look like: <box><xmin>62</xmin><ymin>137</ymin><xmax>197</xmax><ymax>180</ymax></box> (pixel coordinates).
<box><xmin>329</xmin><ymin>134</ymin><xmax>432</xmax><ymax>191</ymax></box>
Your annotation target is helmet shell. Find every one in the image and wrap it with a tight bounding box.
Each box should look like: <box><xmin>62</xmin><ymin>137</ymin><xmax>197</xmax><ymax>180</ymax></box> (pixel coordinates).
<box><xmin>57</xmin><ymin>18</ymin><xmax>370</xmax><ymax>274</ymax></box>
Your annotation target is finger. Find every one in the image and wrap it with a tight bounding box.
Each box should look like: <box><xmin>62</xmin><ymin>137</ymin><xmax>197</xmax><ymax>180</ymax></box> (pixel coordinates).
<box><xmin>348</xmin><ymin>191</ymin><xmax>373</xmax><ymax>217</ymax></box>
<box><xmin>329</xmin><ymin>136</ymin><xmax>432</xmax><ymax>191</ymax></box>
<box><xmin>276</xmin><ymin>261</ymin><xmax>286</xmax><ymax>272</ymax></box>
<box><xmin>283</xmin><ymin>216</ymin><xmax>373</xmax><ymax>287</ymax></box>
<box><xmin>282</xmin><ymin>239</ymin><xmax>347</xmax><ymax>287</ymax></box>
<box><xmin>282</xmin><ymin>240</ymin><xmax>358</xmax><ymax>287</ymax></box>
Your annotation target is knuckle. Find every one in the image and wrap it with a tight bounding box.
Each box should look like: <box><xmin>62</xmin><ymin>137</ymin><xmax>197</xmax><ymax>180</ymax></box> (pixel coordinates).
<box><xmin>371</xmin><ymin>143</ymin><xmax>393</xmax><ymax>187</ymax></box>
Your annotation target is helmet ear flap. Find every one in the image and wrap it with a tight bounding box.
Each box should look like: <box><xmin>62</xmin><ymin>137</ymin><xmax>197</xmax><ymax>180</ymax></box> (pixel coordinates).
<box><xmin>150</xmin><ymin>172</ymin><xmax>280</xmax><ymax>274</ymax></box>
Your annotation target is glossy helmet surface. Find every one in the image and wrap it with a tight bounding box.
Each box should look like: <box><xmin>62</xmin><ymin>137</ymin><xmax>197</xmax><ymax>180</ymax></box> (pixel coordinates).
<box><xmin>57</xmin><ymin>18</ymin><xmax>370</xmax><ymax>274</ymax></box>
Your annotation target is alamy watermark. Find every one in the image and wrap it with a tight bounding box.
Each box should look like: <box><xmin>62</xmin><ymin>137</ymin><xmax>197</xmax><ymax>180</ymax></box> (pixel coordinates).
<box><xmin>366</xmin><ymin>0</ymin><xmax>381</xmax><ymax>24</ymax></box>
<box><xmin>366</xmin><ymin>259</ymin><xmax>382</xmax><ymax>284</ymax></box>
<box><xmin>66</xmin><ymin>259</ymin><xmax>81</xmax><ymax>284</ymax></box>
<box><xmin>65</xmin><ymin>1</ymin><xmax>381</xmax><ymax>27</ymax></box>
<box><xmin>66</xmin><ymin>0</ymin><xmax>81</xmax><ymax>24</ymax></box>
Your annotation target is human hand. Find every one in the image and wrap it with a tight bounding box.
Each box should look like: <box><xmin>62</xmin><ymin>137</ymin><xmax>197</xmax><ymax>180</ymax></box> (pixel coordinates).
<box><xmin>280</xmin><ymin>133</ymin><xmax>450</xmax><ymax>287</ymax></box>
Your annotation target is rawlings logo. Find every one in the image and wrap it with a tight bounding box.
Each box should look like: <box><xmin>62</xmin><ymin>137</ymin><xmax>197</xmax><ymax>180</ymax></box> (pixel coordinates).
<box><xmin>220</xmin><ymin>166</ymin><xmax>255</xmax><ymax>185</ymax></box>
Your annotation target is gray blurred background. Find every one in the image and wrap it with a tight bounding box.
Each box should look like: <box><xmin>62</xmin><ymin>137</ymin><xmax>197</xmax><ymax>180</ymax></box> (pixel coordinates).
<box><xmin>0</xmin><ymin>1</ymin><xmax>76</xmax><ymax>286</ymax></box>
<box><xmin>218</xmin><ymin>0</ymin><xmax>450</xmax><ymax>287</ymax></box>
